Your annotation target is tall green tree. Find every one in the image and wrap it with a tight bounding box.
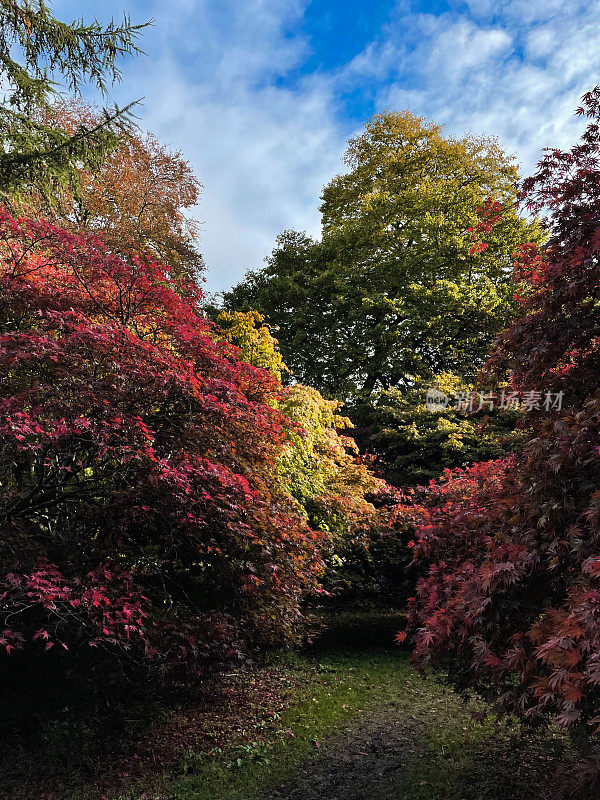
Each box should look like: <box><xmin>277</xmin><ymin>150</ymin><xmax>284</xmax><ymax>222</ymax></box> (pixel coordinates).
<box><xmin>226</xmin><ymin>111</ymin><xmax>540</xmax><ymax>402</ymax></box>
<box><xmin>0</xmin><ymin>0</ymin><xmax>147</xmax><ymax>200</ymax></box>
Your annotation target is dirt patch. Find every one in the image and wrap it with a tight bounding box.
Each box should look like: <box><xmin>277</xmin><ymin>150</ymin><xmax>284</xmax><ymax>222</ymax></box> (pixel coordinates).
<box><xmin>259</xmin><ymin>674</ymin><xmax>569</xmax><ymax>800</ymax></box>
<box><xmin>262</xmin><ymin>700</ymin><xmax>425</xmax><ymax>800</ymax></box>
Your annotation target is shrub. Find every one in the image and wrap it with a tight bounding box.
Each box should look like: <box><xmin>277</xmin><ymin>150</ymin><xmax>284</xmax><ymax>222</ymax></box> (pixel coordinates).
<box><xmin>403</xmin><ymin>89</ymin><xmax>600</xmax><ymax>732</ymax></box>
<box><xmin>0</xmin><ymin>208</ymin><xmax>326</xmax><ymax>676</ymax></box>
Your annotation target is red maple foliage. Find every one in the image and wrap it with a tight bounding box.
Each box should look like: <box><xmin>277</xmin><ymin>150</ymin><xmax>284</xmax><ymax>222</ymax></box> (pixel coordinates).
<box><xmin>403</xmin><ymin>88</ymin><xmax>600</xmax><ymax>730</ymax></box>
<box><xmin>0</xmin><ymin>207</ymin><xmax>325</xmax><ymax>672</ymax></box>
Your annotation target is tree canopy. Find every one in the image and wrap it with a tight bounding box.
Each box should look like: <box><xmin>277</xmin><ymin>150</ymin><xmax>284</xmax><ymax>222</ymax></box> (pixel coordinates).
<box><xmin>350</xmin><ymin>372</ymin><xmax>522</xmax><ymax>487</ymax></box>
<box><xmin>226</xmin><ymin>111</ymin><xmax>540</xmax><ymax>401</ymax></box>
<box><xmin>21</xmin><ymin>100</ymin><xmax>204</xmax><ymax>283</ymax></box>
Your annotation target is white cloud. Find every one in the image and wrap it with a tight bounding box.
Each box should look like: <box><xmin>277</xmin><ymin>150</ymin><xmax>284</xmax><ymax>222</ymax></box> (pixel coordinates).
<box><xmin>49</xmin><ymin>0</ymin><xmax>600</xmax><ymax>293</ymax></box>
<box><xmin>375</xmin><ymin>3</ymin><xmax>600</xmax><ymax>172</ymax></box>
<box><xmin>424</xmin><ymin>19</ymin><xmax>512</xmax><ymax>81</ymax></box>
<box><xmin>466</xmin><ymin>0</ymin><xmax>587</xmax><ymax>23</ymax></box>
<box><xmin>525</xmin><ymin>26</ymin><xmax>557</xmax><ymax>61</ymax></box>
<box><xmin>147</xmin><ymin>67</ymin><xmax>344</xmax><ymax>292</ymax></box>
<box><xmin>53</xmin><ymin>0</ymin><xmax>348</xmax><ymax>293</ymax></box>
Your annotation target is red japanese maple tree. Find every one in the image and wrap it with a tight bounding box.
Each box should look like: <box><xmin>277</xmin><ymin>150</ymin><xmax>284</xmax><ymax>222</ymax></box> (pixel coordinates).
<box><xmin>404</xmin><ymin>88</ymin><xmax>600</xmax><ymax>730</ymax></box>
<box><xmin>0</xmin><ymin>208</ymin><xmax>325</xmax><ymax>671</ymax></box>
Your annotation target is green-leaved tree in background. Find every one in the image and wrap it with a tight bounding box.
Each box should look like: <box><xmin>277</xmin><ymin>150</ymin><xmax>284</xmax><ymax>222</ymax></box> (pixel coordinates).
<box><xmin>225</xmin><ymin>111</ymin><xmax>540</xmax><ymax>485</ymax></box>
<box><xmin>226</xmin><ymin>111</ymin><xmax>540</xmax><ymax>401</ymax></box>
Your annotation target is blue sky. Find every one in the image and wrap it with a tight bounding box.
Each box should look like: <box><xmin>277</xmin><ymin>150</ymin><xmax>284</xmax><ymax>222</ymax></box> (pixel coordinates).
<box><xmin>52</xmin><ymin>0</ymin><xmax>600</xmax><ymax>294</ymax></box>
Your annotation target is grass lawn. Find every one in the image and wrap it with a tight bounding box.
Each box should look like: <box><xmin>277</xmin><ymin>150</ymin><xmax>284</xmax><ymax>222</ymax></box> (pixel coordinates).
<box><xmin>106</xmin><ymin>610</ymin><xmax>571</xmax><ymax>800</ymax></box>
<box><xmin>3</xmin><ymin>610</ymin><xmax>575</xmax><ymax>800</ymax></box>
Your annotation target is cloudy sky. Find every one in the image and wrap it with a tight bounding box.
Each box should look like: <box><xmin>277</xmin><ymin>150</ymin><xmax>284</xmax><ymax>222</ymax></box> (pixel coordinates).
<box><xmin>53</xmin><ymin>0</ymin><xmax>600</xmax><ymax>293</ymax></box>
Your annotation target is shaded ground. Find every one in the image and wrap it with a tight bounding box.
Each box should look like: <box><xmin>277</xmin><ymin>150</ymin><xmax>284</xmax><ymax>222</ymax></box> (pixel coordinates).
<box><xmin>260</xmin><ymin>679</ymin><xmax>565</xmax><ymax>800</ymax></box>
<box><xmin>262</xmin><ymin>706</ymin><xmax>425</xmax><ymax>800</ymax></box>
<box><xmin>0</xmin><ymin>608</ymin><xmax>580</xmax><ymax>800</ymax></box>
<box><xmin>257</xmin><ymin>609</ymin><xmax>569</xmax><ymax>800</ymax></box>
<box><xmin>261</xmin><ymin>611</ymin><xmax>426</xmax><ymax>800</ymax></box>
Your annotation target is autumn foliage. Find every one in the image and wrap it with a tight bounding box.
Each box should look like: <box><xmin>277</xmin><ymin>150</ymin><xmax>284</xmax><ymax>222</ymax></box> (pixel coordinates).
<box><xmin>8</xmin><ymin>0</ymin><xmax>600</xmax><ymax>760</ymax></box>
<box><xmin>403</xmin><ymin>89</ymin><xmax>600</xmax><ymax>730</ymax></box>
<box><xmin>213</xmin><ymin>309</ymin><xmax>387</xmax><ymax>535</ymax></box>
<box><xmin>21</xmin><ymin>100</ymin><xmax>204</xmax><ymax>282</ymax></box>
<box><xmin>0</xmin><ymin>207</ymin><xmax>328</xmax><ymax>672</ymax></box>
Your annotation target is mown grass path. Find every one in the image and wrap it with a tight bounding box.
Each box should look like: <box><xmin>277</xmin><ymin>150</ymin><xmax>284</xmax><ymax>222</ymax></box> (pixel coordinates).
<box><xmin>167</xmin><ymin>611</ymin><xmax>570</xmax><ymax>800</ymax></box>
<box><xmin>12</xmin><ymin>610</ymin><xmax>572</xmax><ymax>800</ymax></box>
